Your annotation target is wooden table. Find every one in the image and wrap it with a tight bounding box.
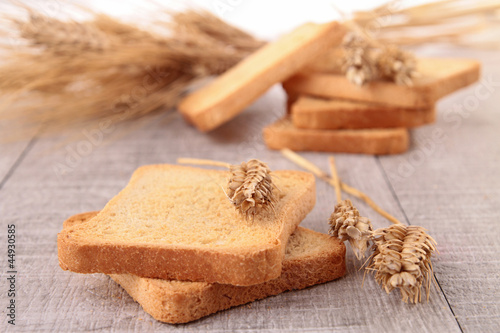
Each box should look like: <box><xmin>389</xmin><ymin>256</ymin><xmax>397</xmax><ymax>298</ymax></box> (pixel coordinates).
<box><xmin>1</xmin><ymin>48</ymin><xmax>499</xmax><ymax>332</ymax></box>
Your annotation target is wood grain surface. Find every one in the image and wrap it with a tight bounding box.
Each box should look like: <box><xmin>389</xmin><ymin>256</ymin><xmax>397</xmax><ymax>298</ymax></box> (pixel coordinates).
<box><xmin>1</xmin><ymin>48</ymin><xmax>499</xmax><ymax>332</ymax></box>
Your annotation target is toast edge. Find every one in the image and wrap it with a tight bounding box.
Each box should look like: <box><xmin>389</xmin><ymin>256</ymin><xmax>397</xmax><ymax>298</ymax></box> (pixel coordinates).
<box><xmin>263</xmin><ymin>117</ymin><xmax>409</xmax><ymax>155</ymax></box>
<box><xmin>57</xmin><ymin>235</ymin><xmax>282</xmax><ymax>286</ymax></box>
<box><xmin>60</xmin><ymin>214</ymin><xmax>345</xmax><ymax>324</ymax></box>
<box><xmin>57</xmin><ymin>169</ymin><xmax>316</xmax><ymax>286</ymax></box>
<box><xmin>282</xmin><ymin>58</ymin><xmax>481</xmax><ymax>108</ymax></box>
<box><xmin>110</xmin><ymin>228</ymin><xmax>346</xmax><ymax>324</ymax></box>
<box><xmin>291</xmin><ymin>99</ymin><xmax>436</xmax><ymax>130</ymax></box>
<box><xmin>179</xmin><ymin>22</ymin><xmax>346</xmax><ymax>132</ymax></box>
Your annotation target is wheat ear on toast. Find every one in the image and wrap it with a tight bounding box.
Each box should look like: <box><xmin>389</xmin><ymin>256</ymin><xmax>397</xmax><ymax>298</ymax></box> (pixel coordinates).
<box><xmin>177</xmin><ymin>158</ymin><xmax>277</xmax><ymax>219</ymax></box>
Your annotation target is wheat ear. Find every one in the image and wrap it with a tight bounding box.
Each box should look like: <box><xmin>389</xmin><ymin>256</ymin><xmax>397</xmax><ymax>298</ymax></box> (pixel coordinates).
<box><xmin>281</xmin><ymin>149</ymin><xmax>439</xmax><ymax>303</ymax></box>
<box><xmin>177</xmin><ymin>157</ymin><xmax>278</xmax><ymax>219</ymax></box>
<box><xmin>328</xmin><ymin>157</ymin><xmax>373</xmax><ymax>259</ymax></box>
<box><xmin>15</xmin><ymin>11</ymin><xmax>112</xmax><ymax>53</ymax></box>
<box><xmin>227</xmin><ymin>159</ymin><xmax>277</xmax><ymax>219</ymax></box>
<box><xmin>366</xmin><ymin>225</ymin><xmax>438</xmax><ymax>303</ymax></box>
<box><xmin>339</xmin><ymin>18</ymin><xmax>418</xmax><ymax>86</ymax></box>
<box><xmin>341</xmin><ymin>32</ymin><xmax>378</xmax><ymax>86</ymax></box>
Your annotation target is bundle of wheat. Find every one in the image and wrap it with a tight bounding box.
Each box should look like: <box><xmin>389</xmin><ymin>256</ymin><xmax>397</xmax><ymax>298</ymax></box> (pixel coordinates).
<box><xmin>0</xmin><ymin>5</ymin><xmax>263</xmax><ymax>139</ymax></box>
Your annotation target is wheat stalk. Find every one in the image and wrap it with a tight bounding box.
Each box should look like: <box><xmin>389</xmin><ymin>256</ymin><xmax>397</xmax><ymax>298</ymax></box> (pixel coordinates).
<box><xmin>167</xmin><ymin>10</ymin><xmax>265</xmax><ymax>53</ymax></box>
<box><xmin>280</xmin><ymin>149</ymin><xmax>401</xmax><ymax>224</ymax></box>
<box><xmin>351</xmin><ymin>0</ymin><xmax>500</xmax><ymax>49</ymax></box>
<box><xmin>0</xmin><ymin>5</ymin><xmax>263</xmax><ymax>140</ymax></box>
<box><xmin>281</xmin><ymin>149</ymin><xmax>438</xmax><ymax>303</ymax></box>
<box><xmin>176</xmin><ymin>158</ymin><xmax>231</xmax><ymax>168</ymax></box>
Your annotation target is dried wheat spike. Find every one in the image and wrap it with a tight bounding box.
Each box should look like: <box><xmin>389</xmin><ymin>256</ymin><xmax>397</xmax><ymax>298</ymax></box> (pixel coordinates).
<box><xmin>341</xmin><ymin>32</ymin><xmax>377</xmax><ymax>86</ymax></box>
<box><xmin>227</xmin><ymin>159</ymin><xmax>277</xmax><ymax>219</ymax></box>
<box><xmin>328</xmin><ymin>199</ymin><xmax>373</xmax><ymax>259</ymax></box>
<box><xmin>17</xmin><ymin>13</ymin><xmax>111</xmax><ymax>53</ymax></box>
<box><xmin>377</xmin><ymin>45</ymin><xmax>418</xmax><ymax>86</ymax></box>
<box><xmin>367</xmin><ymin>224</ymin><xmax>437</xmax><ymax>303</ymax></box>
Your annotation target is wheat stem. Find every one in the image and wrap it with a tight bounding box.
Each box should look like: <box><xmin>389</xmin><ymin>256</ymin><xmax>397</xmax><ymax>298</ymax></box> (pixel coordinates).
<box><xmin>280</xmin><ymin>149</ymin><xmax>328</xmax><ymax>180</ymax></box>
<box><xmin>341</xmin><ymin>183</ymin><xmax>401</xmax><ymax>225</ymax></box>
<box><xmin>281</xmin><ymin>149</ymin><xmax>401</xmax><ymax>225</ymax></box>
<box><xmin>351</xmin><ymin>0</ymin><xmax>500</xmax><ymax>49</ymax></box>
<box><xmin>176</xmin><ymin>158</ymin><xmax>231</xmax><ymax>168</ymax></box>
<box><xmin>1</xmin><ymin>7</ymin><xmax>262</xmax><ymax>141</ymax></box>
<box><xmin>328</xmin><ymin>156</ymin><xmax>342</xmax><ymax>203</ymax></box>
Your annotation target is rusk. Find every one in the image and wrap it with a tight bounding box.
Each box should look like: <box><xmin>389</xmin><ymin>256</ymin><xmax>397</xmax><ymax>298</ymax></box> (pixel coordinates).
<box><xmin>179</xmin><ymin>22</ymin><xmax>346</xmax><ymax>132</ymax></box>
<box><xmin>263</xmin><ymin>117</ymin><xmax>409</xmax><ymax>155</ymax></box>
<box><xmin>291</xmin><ymin>95</ymin><xmax>435</xmax><ymax>129</ymax></box>
<box><xmin>58</xmin><ymin>164</ymin><xmax>316</xmax><ymax>286</ymax></box>
<box><xmin>63</xmin><ymin>212</ymin><xmax>346</xmax><ymax>324</ymax></box>
<box><xmin>283</xmin><ymin>58</ymin><xmax>480</xmax><ymax>108</ymax></box>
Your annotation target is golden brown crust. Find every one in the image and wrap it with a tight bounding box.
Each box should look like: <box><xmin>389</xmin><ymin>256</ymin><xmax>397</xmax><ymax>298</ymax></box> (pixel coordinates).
<box><xmin>57</xmin><ymin>165</ymin><xmax>316</xmax><ymax>286</ymax></box>
<box><xmin>58</xmin><ymin>236</ymin><xmax>283</xmax><ymax>285</ymax></box>
<box><xmin>263</xmin><ymin>117</ymin><xmax>409</xmax><ymax>155</ymax></box>
<box><xmin>110</xmin><ymin>228</ymin><xmax>345</xmax><ymax>324</ymax></box>
<box><xmin>291</xmin><ymin>96</ymin><xmax>435</xmax><ymax>129</ymax></box>
<box><xmin>283</xmin><ymin>58</ymin><xmax>480</xmax><ymax>108</ymax></box>
<box><xmin>61</xmin><ymin>212</ymin><xmax>346</xmax><ymax>324</ymax></box>
<box><xmin>178</xmin><ymin>22</ymin><xmax>346</xmax><ymax>132</ymax></box>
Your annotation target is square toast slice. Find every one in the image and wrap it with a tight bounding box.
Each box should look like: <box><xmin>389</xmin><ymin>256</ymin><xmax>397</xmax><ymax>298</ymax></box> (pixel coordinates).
<box><xmin>63</xmin><ymin>212</ymin><xmax>346</xmax><ymax>324</ymax></box>
<box><xmin>58</xmin><ymin>164</ymin><xmax>316</xmax><ymax>286</ymax></box>
<box><xmin>283</xmin><ymin>58</ymin><xmax>480</xmax><ymax>108</ymax></box>
<box><xmin>179</xmin><ymin>22</ymin><xmax>346</xmax><ymax>132</ymax></box>
<box><xmin>263</xmin><ymin>117</ymin><xmax>409</xmax><ymax>155</ymax></box>
<box><xmin>291</xmin><ymin>95</ymin><xmax>435</xmax><ymax>129</ymax></box>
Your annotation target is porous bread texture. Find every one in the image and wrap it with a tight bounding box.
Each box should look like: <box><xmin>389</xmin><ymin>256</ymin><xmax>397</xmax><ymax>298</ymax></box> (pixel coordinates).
<box><xmin>291</xmin><ymin>95</ymin><xmax>435</xmax><ymax>130</ymax></box>
<box><xmin>263</xmin><ymin>117</ymin><xmax>409</xmax><ymax>155</ymax></box>
<box><xmin>58</xmin><ymin>164</ymin><xmax>316</xmax><ymax>286</ymax></box>
<box><xmin>283</xmin><ymin>58</ymin><xmax>480</xmax><ymax>108</ymax></box>
<box><xmin>63</xmin><ymin>212</ymin><xmax>346</xmax><ymax>324</ymax></box>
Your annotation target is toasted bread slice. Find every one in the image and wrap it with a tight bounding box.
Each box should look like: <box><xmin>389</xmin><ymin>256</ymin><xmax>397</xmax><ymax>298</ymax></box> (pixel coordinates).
<box><xmin>291</xmin><ymin>95</ymin><xmax>435</xmax><ymax>129</ymax></box>
<box><xmin>179</xmin><ymin>22</ymin><xmax>345</xmax><ymax>132</ymax></box>
<box><xmin>63</xmin><ymin>212</ymin><xmax>346</xmax><ymax>324</ymax></box>
<box><xmin>283</xmin><ymin>58</ymin><xmax>480</xmax><ymax>108</ymax></box>
<box><xmin>263</xmin><ymin>117</ymin><xmax>409</xmax><ymax>155</ymax></box>
<box><xmin>58</xmin><ymin>164</ymin><xmax>316</xmax><ymax>286</ymax></box>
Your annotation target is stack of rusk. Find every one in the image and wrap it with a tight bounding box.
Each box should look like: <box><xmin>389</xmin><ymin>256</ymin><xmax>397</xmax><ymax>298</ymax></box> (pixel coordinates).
<box><xmin>178</xmin><ymin>21</ymin><xmax>480</xmax><ymax>156</ymax></box>
<box><xmin>263</xmin><ymin>54</ymin><xmax>480</xmax><ymax>155</ymax></box>
<box><xmin>58</xmin><ymin>164</ymin><xmax>346</xmax><ymax>324</ymax></box>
